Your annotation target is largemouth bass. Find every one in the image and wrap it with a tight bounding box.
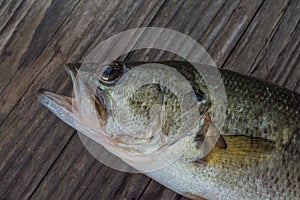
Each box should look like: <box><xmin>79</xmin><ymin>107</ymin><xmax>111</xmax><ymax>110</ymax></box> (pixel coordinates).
<box><xmin>38</xmin><ymin>61</ymin><xmax>300</xmax><ymax>200</ymax></box>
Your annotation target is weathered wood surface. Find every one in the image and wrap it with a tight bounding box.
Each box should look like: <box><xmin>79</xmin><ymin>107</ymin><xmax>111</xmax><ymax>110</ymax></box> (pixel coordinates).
<box><xmin>0</xmin><ymin>0</ymin><xmax>299</xmax><ymax>199</ymax></box>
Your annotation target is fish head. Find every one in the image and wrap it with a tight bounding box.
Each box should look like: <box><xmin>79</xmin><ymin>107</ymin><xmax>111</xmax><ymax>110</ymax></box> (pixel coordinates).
<box><xmin>38</xmin><ymin>62</ymin><xmax>206</xmax><ymax>171</ymax></box>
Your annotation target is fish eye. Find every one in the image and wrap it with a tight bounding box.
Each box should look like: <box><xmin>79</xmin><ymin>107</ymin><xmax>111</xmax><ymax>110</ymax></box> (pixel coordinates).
<box><xmin>100</xmin><ymin>62</ymin><xmax>123</xmax><ymax>85</ymax></box>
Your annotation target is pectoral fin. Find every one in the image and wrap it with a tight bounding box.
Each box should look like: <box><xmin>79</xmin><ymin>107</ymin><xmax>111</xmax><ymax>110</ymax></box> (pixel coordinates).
<box><xmin>194</xmin><ymin>113</ymin><xmax>227</xmax><ymax>159</ymax></box>
<box><xmin>194</xmin><ymin>113</ymin><xmax>275</xmax><ymax>167</ymax></box>
<box><xmin>199</xmin><ymin>135</ymin><xmax>275</xmax><ymax>167</ymax></box>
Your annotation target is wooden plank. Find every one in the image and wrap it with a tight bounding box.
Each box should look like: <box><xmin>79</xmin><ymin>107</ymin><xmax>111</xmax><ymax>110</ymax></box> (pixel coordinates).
<box><xmin>0</xmin><ymin>0</ymin><xmax>82</xmax><ymax>199</ymax></box>
<box><xmin>138</xmin><ymin>180</ymin><xmax>181</xmax><ymax>200</ymax></box>
<box><xmin>125</xmin><ymin>0</ymin><xmax>221</xmax><ymax>61</ymax></box>
<box><xmin>0</xmin><ymin>0</ymin><xmax>80</xmax><ymax>124</ymax></box>
<box><xmin>0</xmin><ymin>0</ymin><xmax>168</xmax><ymax>199</ymax></box>
<box><xmin>0</xmin><ymin>0</ymin><xmax>299</xmax><ymax>200</ymax></box>
<box><xmin>204</xmin><ymin>0</ymin><xmax>264</xmax><ymax>65</ymax></box>
<box><xmin>248</xmin><ymin>0</ymin><xmax>300</xmax><ymax>92</ymax></box>
<box><xmin>223</xmin><ymin>0</ymin><xmax>290</xmax><ymax>72</ymax></box>
<box><xmin>0</xmin><ymin>0</ymin><xmax>148</xmax><ymax>198</ymax></box>
<box><xmin>28</xmin><ymin>0</ymin><xmax>170</xmax><ymax>198</ymax></box>
<box><xmin>111</xmin><ymin>174</ymin><xmax>151</xmax><ymax>200</ymax></box>
<box><xmin>226</xmin><ymin>1</ymin><xmax>299</xmax><ymax>85</ymax></box>
<box><xmin>223</xmin><ymin>0</ymin><xmax>300</xmax><ymax>93</ymax></box>
<box><xmin>31</xmin><ymin>0</ymin><xmax>298</xmax><ymax>198</ymax></box>
<box><xmin>29</xmin><ymin>136</ymin><xmax>144</xmax><ymax>200</ymax></box>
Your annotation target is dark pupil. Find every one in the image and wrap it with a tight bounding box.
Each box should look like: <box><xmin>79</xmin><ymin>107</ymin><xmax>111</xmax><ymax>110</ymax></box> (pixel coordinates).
<box><xmin>102</xmin><ymin>66</ymin><xmax>121</xmax><ymax>81</ymax></box>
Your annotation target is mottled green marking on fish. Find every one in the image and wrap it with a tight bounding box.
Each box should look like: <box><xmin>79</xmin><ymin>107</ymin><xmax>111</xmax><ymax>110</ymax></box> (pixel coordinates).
<box><xmin>38</xmin><ymin>61</ymin><xmax>300</xmax><ymax>200</ymax></box>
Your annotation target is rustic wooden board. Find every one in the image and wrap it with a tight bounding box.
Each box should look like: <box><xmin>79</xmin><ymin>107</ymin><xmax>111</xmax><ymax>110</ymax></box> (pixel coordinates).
<box><xmin>0</xmin><ymin>0</ymin><xmax>299</xmax><ymax>199</ymax></box>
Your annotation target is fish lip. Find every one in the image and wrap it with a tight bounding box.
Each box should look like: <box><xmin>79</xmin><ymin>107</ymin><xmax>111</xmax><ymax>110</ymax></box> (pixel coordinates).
<box><xmin>37</xmin><ymin>88</ymin><xmax>58</xmax><ymax>103</ymax></box>
<box><xmin>37</xmin><ymin>87</ymin><xmax>80</xmax><ymax>130</ymax></box>
<box><xmin>37</xmin><ymin>88</ymin><xmax>74</xmax><ymax>111</ymax></box>
<box><xmin>37</xmin><ymin>88</ymin><xmax>60</xmax><ymax>101</ymax></box>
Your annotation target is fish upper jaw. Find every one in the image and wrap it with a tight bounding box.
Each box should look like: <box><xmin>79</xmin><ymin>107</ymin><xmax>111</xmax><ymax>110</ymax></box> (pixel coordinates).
<box><xmin>37</xmin><ymin>63</ymin><xmax>109</xmax><ymax>134</ymax></box>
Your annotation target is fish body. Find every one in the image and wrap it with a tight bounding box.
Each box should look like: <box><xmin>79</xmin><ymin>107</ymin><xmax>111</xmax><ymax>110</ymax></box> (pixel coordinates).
<box><xmin>38</xmin><ymin>61</ymin><xmax>300</xmax><ymax>200</ymax></box>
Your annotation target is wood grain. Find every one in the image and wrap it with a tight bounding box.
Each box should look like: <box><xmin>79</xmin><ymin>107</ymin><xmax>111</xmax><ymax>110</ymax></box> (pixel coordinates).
<box><xmin>0</xmin><ymin>0</ymin><xmax>299</xmax><ymax>199</ymax></box>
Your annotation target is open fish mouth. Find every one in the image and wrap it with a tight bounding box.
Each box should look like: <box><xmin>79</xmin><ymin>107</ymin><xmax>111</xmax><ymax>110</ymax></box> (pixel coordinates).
<box><xmin>37</xmin><ymin>63</ymin><xmax>170</xmax><ymax>150</ymax></box>
<box><xmin>37</xmin><ymin>64</ymin><xmax>108</xmax><ymax>138</ymax></box>
<box><xmin>37</xmin><ymin>63</ymin><xmax>196</xmax><ymax>171</ymax></box>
